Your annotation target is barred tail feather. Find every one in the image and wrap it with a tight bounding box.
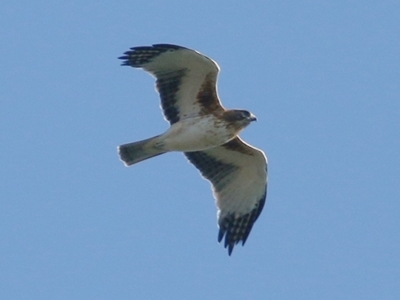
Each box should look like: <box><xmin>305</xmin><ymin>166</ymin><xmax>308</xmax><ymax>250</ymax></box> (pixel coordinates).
<box><xmin>118</xmin><ymin>135</ymin><xmax>166</xmax><ymax>166</ymax></box>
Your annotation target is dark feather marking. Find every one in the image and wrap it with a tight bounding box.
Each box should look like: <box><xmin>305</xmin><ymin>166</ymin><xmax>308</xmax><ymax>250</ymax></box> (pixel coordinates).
<box><xmin>184</xmin><ymin>151</ymin><xmax>238</xmax><ymax>193</ymax></box>
<box><xmin>218</xmin><ymin>188</ymin><xmax>266</xmax><ymax>255</ymax></box>
<box><xmin>196</xmin><ymin>72</ymin><xmax>223</xmax><ymax>115</ymax></box>
<box><xmin>119</xmin><ymin>44</ymin><xmax>186</xmax><ymax>67</ymax></box>
<box><xmin>155</xmin><ymin>69</ymin><xmax>187</xmax><ymax>124</ymax></box>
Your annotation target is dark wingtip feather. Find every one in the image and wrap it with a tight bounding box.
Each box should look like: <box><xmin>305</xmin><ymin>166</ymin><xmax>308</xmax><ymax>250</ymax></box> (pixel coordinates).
<box><xmin>218</xmin><ymin>228</ymin><xmax>224</xmax><ymax>243</ymax></box>
<box><xmin>218</xmin><ymin>226</ymin><xmax>235</xmax><ymax>255</ymax></box>
<box><xmin>119</xmin><ymin>57</ymin><xmax>131</xmax><ymax>66</ymax></box>
<box><xmin>118</xmin><ymin>44</ymin><xmax>185</xmax><ymax>68</ymax></box>
<box><xmin>228</xmin><ymin>244</ymin><xmax>234</xmax><ymax>256</ymax></box>
<box><xmin>217</xmin><ymin>189</ymin><xmax>267</xmax><ymax>255</ymax></box>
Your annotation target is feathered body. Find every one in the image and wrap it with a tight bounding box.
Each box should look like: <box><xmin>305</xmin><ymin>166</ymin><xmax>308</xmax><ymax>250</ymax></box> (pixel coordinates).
<box><xmin>118</xmin><ymin>44</ymin><xmax>268</xmax><ymax>255</ymax></box>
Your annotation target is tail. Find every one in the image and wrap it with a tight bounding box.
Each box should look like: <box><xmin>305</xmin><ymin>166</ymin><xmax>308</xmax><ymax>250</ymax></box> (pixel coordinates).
<box><xmin>118</xmin><ymin>135</ymin><xmax>166</xmax><ymax>166</ymax></box>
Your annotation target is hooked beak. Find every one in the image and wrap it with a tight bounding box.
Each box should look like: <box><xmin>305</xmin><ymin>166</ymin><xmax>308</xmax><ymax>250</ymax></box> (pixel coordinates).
<box><xmin>248</xmin><ymin>113</ymin><xmax>257</xmax><ymax>122</ymax></box>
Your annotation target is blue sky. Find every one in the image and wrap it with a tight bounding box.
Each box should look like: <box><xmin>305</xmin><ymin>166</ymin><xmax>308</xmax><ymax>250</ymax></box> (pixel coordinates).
<box><xmin>1</xmin><ymin>1</ymin><xmax>399</xmax><ymax>299</ymax></box>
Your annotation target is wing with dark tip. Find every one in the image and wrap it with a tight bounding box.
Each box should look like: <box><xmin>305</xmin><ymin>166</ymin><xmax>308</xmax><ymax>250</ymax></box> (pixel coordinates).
<box><xmin>119</xmin><ymin>44</ymin><xmax>224</xmax><ymax>124</ymax></box>
<box><xmin>185</xmin><ymin>137</ymin><xmax>268</xmax><ymax>255</ymax></box>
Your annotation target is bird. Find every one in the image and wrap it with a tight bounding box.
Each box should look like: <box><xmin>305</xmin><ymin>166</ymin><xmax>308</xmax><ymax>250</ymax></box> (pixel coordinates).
<box><xmin>117</xmin><ymin>44</ymin><xmax>268</xmax><ymax>255</ymax></box>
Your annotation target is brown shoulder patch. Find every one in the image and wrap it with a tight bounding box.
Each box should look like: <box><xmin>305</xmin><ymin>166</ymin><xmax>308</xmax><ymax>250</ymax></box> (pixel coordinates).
<box><xmin>196</xmin><ymin>72</ymin><xmax>224</xmax><ymax>115</ymax></box>
<box><xmin>222</xmin><ymin>138</ymin><xmax>255</xmax><ymax>155</ymax></box>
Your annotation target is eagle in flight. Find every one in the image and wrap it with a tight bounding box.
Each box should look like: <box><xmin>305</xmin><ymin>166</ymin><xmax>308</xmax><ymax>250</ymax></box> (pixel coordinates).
<box><xmin>118</xmin><ymin>44</ymin><xmax>268</xmax><ymax>255</ymax></box>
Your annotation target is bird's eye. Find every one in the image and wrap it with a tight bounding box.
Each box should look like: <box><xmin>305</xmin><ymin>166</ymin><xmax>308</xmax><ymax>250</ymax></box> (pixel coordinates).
<box><xmin>241</xmin><ymin>111</ymin><xmax>250</xmax><ymax>118</ymax></box>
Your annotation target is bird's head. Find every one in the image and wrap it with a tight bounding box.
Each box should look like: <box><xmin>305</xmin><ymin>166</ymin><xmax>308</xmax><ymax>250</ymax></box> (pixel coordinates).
<box><xmin>222</xmin><ymin>109</ymin><xmax>257</xmax><ymax>130</ymax></box>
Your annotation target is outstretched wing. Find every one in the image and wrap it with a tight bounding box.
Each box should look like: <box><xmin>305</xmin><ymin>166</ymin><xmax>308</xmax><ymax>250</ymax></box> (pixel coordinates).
<box><xmin>185</xmin><ymin>137</ymin><xmax>268</xmax><ymax>255</ymax></box>
<box><xmin>119</xmin><ymin>44</ymin><xmax>224</xmax><ymax>124</ymax></box>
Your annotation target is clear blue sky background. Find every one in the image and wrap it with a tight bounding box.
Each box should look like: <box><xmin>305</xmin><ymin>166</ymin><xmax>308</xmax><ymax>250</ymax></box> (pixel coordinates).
<box><xmin>1</xmin><ymin>1</ymin><xmax>399</xmax><ymax>299</ymax></box>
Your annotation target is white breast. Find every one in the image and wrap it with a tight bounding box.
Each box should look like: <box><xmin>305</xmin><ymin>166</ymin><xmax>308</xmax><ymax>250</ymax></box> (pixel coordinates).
<box><xmin>160</xmin><ymin>115</ymin><xmax>235</xmax><ymax>152</ymax></box>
